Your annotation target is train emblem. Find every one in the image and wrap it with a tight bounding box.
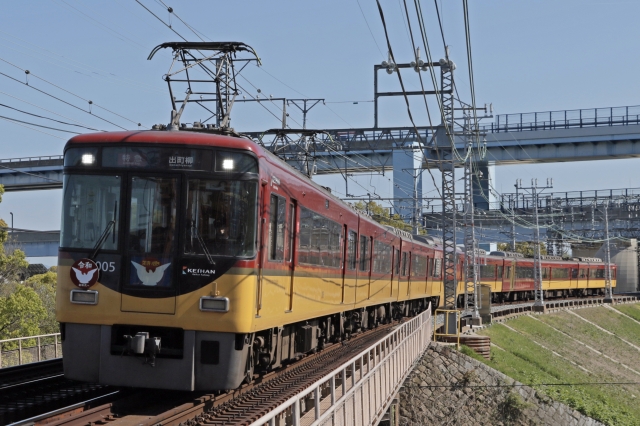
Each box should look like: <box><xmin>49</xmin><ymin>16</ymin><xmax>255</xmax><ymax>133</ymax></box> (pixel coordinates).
<box><xmin>70</xmin><ymin>258</ymin><xmax>99</xmax><ymax>288</ymax></box>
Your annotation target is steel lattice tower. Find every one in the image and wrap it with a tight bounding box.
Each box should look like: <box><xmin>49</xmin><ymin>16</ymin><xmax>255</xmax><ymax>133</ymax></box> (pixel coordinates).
<box><xmin>440</xmin><ymin>55</ymin><xmax>458</xmax><ymax>310</ymax></box>
<box><xmin>463</xmin><ymin>137</ymin><xmax>479</xmax><ymax>317</ymax></box>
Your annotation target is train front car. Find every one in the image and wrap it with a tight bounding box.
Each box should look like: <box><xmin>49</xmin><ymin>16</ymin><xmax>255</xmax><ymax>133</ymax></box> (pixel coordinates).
<box><xmin>56</xmin><ymin>131</ymin><xmax>260</xmax><ymax>391</ymax></box>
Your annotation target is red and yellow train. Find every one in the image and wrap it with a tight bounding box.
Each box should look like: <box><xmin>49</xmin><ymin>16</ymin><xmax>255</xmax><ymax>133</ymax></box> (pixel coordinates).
<box><xmin>56</xmin><ymin>130</ymin><xmax>615</xmax><ymax>391</ymax></box>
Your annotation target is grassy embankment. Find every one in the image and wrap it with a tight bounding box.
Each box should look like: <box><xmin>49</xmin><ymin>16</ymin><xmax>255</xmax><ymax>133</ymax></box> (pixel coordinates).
<box><xmin>467</xmin><ymin>303</ymin><xmax>640</xmax><ymax>426</ymax></box>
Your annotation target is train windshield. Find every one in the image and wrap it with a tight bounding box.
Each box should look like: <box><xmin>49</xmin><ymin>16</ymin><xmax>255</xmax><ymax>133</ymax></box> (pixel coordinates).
<box><xmin>60</xmin><ymin>174</ymin><xmax>120</xmax><ymax>250</ymax></box>
<box><xmin>128</xmin><ymin>176</ymin><xmax>177</xmax><ymax>256</ymax></box>
<box><xmin>184</xmin><ymin>179</ymin><xmax>257</xmax><ymax>258</ymax></box>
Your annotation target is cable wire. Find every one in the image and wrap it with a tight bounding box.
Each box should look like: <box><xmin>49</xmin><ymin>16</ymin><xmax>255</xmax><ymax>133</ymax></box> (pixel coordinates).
<box><xmin>0</xmin><ymin>103</ymin><xmax>103</xmax><ymax>132</ymax></box>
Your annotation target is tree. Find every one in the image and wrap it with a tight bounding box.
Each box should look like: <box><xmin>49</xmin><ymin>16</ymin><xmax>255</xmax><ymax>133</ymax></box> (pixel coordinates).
<box><xmin>0</xmin><ymin>285</ymin><xmax>46</xmax><ymax>341</ymax></box>
<box><xmin>353</xmin><ymin>201</ymin><xmax>421</xmax><ymax>233</ymax></box>
<box><xmin>0</xmin><ymin>185</ymin><xmax>28</xmax><ymax>295</ymax></box>
<box><xmin>25</xmin><ymin>272</ymin><xmax>58</xmax><ymax>334</ymax></box>
<box><xmin>0</xmin><ymin>184</ymin><xmax>47</xmax><ymax>344</ymax></box>
<box><xmin>497</xmin><ymin>242</ymin><xmax>547</xmax><ymax>257</ymax></box>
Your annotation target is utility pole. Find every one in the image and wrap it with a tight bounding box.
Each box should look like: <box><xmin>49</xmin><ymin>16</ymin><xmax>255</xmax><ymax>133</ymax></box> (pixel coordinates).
<box><xmin>438</xmin><ymin>48</ymin><xmax>459</xmax><ymax>311</ymax></box>
<box><xmin>603</xmin><ymin>200</ymin><xmax>614</xmax><ymax>303</ymax></box>
<box><xmin>516</xmin><ymin>178</ymin><xmax>553</xmax><ymax>312</ymax></box>
<box><xmin>463</xmin><ymin>146</ymin><xmax>479</xmax><ymax>319</ymax></box>
<box><xmin>512</xmin><ymin>182</ymin><xmax>519</xmax><ymax>251</ymax></box>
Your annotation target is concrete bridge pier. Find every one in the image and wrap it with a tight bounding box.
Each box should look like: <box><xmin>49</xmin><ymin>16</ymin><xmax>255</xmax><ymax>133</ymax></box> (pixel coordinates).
<box><xmin>392</xmin><ymin>146</ymin><xmax>422</xmax><ymax>226</ymax></box>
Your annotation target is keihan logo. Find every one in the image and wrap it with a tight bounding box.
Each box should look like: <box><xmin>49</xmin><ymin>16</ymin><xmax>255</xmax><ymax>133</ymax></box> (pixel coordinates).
<box><xmin>182</xmin><ymin>266</ymin><xmax>215</xmax><ymax>276</ymax></box>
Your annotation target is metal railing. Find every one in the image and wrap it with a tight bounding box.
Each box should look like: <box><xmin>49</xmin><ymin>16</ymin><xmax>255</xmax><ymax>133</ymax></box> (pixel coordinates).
<box><xmin>0</xmin><ymin>333</ymin><xmax>62</xmax><ymax>368</ymax></box>
<box><xmin>249</xmin><ymin>307</ymin><xmax>432</xmax><ymax>426</ymax></box>
<box><xmin>484</xmin><ymin>105</ymin><xmax>640</xmax><ymax>133</ymax></box>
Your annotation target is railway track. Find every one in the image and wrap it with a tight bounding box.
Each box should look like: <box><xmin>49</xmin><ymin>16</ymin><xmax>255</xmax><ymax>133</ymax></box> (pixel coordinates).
<box><xmin>0</xmin><ymin>360</ymin><xmax>118</xmax><ymax>425</ymax></box>
<box><xmin>9</xmin><ymin>296</ymin><xmax>638</xmax><ymax>425</ymax></box>
<box><xmin>0</xmin><ymin>359</ymin><xmax>62</xmax><ymax>389</ymax></box>
<box><xmin>22</xmin><ymin>320</ymin><xmax>400</xmax><ymax>426</ymax></box>
<box><xmin>490</xmin><ymin>294</ymin><xmax>637</xmax><ymax>318</ymax></box>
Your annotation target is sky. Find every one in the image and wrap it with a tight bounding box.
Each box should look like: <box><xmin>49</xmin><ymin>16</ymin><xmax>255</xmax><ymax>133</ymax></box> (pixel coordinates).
<box><xmin>2</xmin><ymin>0</ymin><xmax>640</xmax><ymax>260</ymax></box>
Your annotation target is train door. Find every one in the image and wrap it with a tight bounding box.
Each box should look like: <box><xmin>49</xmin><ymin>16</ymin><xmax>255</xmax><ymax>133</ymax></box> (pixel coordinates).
<box><xmin>502</xmin><ymin>260</ymin><xmax>515</xmax><ymax>293</ymax></box>
<box><xmin>346</xmin><ymin>228</ymin><xmax>359</xmax><ymax>303</ymax></box>
<box><xmin>407</xmin><ymin>251</ymin><xmax>413</xmax><ymax>298</ymax></box>
<box><xmin>285</xmin><ymin>200</ymin><xmax>297</xmax><ymax>311</ymax></box>
<box><xmin>256</xmin><ymin>181</ymin><xmax>269</xmax><ymax>316</ymax></box>
<box><xmin>356</xmin><ymin>232</ymin><xmax>371</xmax><ymax>303</ymax></box>
<box><xmin>121</xmin><ymin>174</ymin><xmax>178</xmax><ymax>315</ymax></box>
<box><xmin>341</xmin><ymin>224</ymin><xmax>348</xmax><ymax>304</ymax></box>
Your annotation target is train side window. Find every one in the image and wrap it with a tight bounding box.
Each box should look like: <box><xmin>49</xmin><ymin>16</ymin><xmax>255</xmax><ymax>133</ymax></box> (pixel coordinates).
<box><xmin>480</xmin><ymin>264</ymin><xmax>496</xmax><ymax>279</ymax></box>
<box><xmin>542</xmin><ymin>267</ymin><xmax>549</xmax><ymax>279</ymax></box>
<box><xmin>506</xmin><ymin>266</ymin><xmax>511</xmax><ymax>279</ymax></box>
<box><xmin>373</xmin><ymin>240</ymin><xmax>392</xmax><ymax>273</ymax></box>
<box><xmin>552</xmin><ymin>268</ymin><xmax>569</xmax><ymax>279</ymax></box>
<box><xmin>516</xmin><ymin>266</ymin><xmax>534</xmax><ymax>279</ymax></box>
<box><xmin>580</xmin><ymin>268</ymin><xmax>587</xmax><ymax>279</ymax></box>
<box><xmin>497</xmin><ymin>265</ymin><xmax>504</xmax><ymax>279</ymax></box>
<box><xmin>268</xmin><ymin>194</ymin><xmax>286</xmax><ymax>261</ymax></box>
<box><xmin>401</xmin><ymin>252</ymin><xmax>408</xmax><ymax>276</ymax></box>
<box><xmin>571</xmin><ymin>268</ymin><xmax>578</xmax><ymax>279</ymax></box>
<box><xmin>347</xmin><ymin>230</ymin><xmax>357</xmax><ymax>270</ymax></box>
<box><xmin>359</xmin><ymin>235</ymin><xmax>370</xmax><ymax>272</ymax></box>
<box><xmin>412</xmin><ymin>255</ymin><xmax>427</xmax><ymax>278</ymax></box>
<box><xmin>394</xmin><ymin>248</ymin><xmax>400</xmax><ymax>275</ymax></box>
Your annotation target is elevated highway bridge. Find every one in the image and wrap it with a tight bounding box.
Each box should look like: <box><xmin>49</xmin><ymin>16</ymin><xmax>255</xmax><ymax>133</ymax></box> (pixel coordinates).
<box><xmin>3</xmin><ymin>104</ymin><xmax>640</xmax><ymax>222</ymax></box>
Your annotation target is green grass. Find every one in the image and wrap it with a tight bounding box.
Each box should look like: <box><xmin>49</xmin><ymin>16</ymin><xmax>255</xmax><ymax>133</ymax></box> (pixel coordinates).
<box><xmin>537</xmin><ymin>311</ymin><xmax>640</xmax><ymax>371</ymax></box>
<box><xmin>615</xmin><ymin>303</ymin><xmax>640</xmax><ymax>323</ymax></box>
<box><xmin>475</xmin><ymin>310</ymin><xmax>640</xmax><ymax>426</ymax></box>
<box><xmin>574</xmin><ymin>307</ymin><xmax>640</xmax><ymax>348</ymax></box>
<box><xmin>459</xmin><ymin>344</ymin><xmax>486</xmax><ymax>362</ymax></box>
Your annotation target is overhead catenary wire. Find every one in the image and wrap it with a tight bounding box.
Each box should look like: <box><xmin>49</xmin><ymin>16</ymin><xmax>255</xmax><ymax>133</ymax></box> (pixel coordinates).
<box><xmin>0</xmin><ymin>90</ymin><xmax>106</xmax><ymax>131</ymax></box>
<box><xmin>53</xmin><ymin>0</ymin><xmax>148</xmax><ymax>51</ymax></box>
<box><xmin>0</xmin><ymin>103</ymin><xmax>103</xmax><ymax>132</ymax></box>
<box><xmin>0</xmin><ymin>115</ymin><xmax>81</xmax><ymax>134</ymax></box>
<box><xmin>0</xmin><ymin>57</ymin><xmax>141</xmax><ymax>127</ymax></box>
<box><xmin>155</xmin><ymin>0</ymin><xmax>207</xmax><ymax>42</ymax></box>
<box><xmin>356</xmin><ymin>0</ymin><xmax>386</xmax><ymax>58</ymax></box>
<box><xmin>375</xmin><ymin>0</ymin><xmax>441</xmax><ymax>198</ymax></box>
<box><xmin>0</xmin><ymin>30</ymin><xmax>164</xmax><ymax>94</ymax></box>
<box><xmin>134</xmin><ymin>0</ymin><xmax>443</xmax><ymax>219</ymax></box>
<box><xmin>0</xmin><ymin>69</ymin><xmax>127</xmax><ymax>131</ymax></box>
<box><xmin>0</xmin><ymin>116</ymin><xmax>66</xmax><ymax>140</ymax></box>
<box><xmin>134</xmin><ymin>0</ymin><xmax>188</xmax><ymax>42</ymax></box>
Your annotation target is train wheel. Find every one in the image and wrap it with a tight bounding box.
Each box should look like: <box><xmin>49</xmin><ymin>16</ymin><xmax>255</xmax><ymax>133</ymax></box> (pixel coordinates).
<box><xmin>245</xmin><ymin>348</ymin><xmax>255</xmax><ymax>384</ymax></box>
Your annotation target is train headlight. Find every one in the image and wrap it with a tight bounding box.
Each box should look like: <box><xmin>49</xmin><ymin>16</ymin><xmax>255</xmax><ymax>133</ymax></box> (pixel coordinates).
<box><xmin>200</xmin><ymin>296</ymin><xmax>229</xmax><ymax>312</ymax></box>
<box><xmin>81</xmin><ymin>154</ymin><xmax>95</xmax><ymax>165</ymax></box>
<box><xmin>222</xmin><ymin>159</ymin><xmax>234</xmax><ymax>170</ymax></box>
<box><xmin>70</xmin><ymin>289</ymin><xmax>98</xmax><ymax>305</ymax></box>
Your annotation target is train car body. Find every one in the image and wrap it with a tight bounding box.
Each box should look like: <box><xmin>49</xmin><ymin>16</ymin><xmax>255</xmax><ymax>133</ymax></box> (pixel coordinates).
<box><xmin>56</xmin><ymin>130</ymin><xmax>616</xmax><ymax>391</ymax></box>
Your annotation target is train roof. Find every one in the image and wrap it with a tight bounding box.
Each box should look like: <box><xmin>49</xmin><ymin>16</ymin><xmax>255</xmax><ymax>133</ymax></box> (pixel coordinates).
<box><xmin>65</xmin><ymin>130</ymin><xmax>258</xmax><ymax>152</ymax></box>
